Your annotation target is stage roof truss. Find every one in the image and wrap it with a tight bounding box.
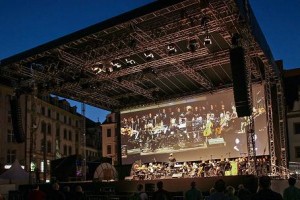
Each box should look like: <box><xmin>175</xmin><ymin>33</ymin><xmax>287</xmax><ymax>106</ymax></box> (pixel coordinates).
<box><xmin>0</xmin><ymin>0</ymin><xmax>279</xmax><ymax>111</ymax></box>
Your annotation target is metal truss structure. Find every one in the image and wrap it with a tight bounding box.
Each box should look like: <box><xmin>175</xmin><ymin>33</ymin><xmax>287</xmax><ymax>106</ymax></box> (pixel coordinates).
<box><xmin>0</xmin><ymin>0</ymin><xmax>287</xmax><ymax>175</ymax></box>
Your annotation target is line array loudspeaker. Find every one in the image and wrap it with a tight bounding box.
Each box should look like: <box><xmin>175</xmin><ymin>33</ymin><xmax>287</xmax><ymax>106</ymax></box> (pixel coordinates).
<box><xmin>10</xmin><ymin>96</ymin><xmax>25</xmax><ymax>143</ymax></box>
<box><xmin>230</xmin><ymin>47</ymin><xmax>251</xmax><ymax>117</ymax></box>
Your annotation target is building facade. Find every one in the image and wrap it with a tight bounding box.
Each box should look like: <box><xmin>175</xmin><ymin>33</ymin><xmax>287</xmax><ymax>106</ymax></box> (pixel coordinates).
<box><xmin>0</xmin><ymin>84</ymin><xmax>101</xmax><ymax>182</ymax></box>
<box><xmin>101</xmin><ymin>113</ymin><xmax>117</xmax><ymax>165</ymax></box>
<box><xmin>285</xmin><ymin>69</ymin><xmax>300</xmax><ymax>163</ymax></box>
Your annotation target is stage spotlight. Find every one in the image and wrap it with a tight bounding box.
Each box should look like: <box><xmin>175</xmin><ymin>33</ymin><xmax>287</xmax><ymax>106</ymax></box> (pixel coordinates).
<box><xmin>167</xmin><ymin>44</ymin><xmax>177</xmax><ymax>55</ymax></box>
<box><xmin>108</xmin><ymin>66</ymin><xmax>113</xmax><ymax>73</ymax></box>
<box><xmin>125</xmin><ymin>58</ymin><xmax>136</xmax><ymax>66</ymax></box>
<box><xmin>187</xmin><ymin>39</ymin><xmax>199</xmax><ymax>52</ymax></box>
<box><xmin>204</xmin><ymin>35</ymin><xmax>212</xmax><ymax>45</ymax></box>
<box><xmin>111</xmin><ymin>62</ymin><xmax>122</xmax><ymax>69</ymax></box>
<box><xmin>144</xmin><ymin>51</ymin><xmax>154</xmax><ymax>60</ymax></box>
<box><xmin>231</xmin><ymin>33</ymin><xmax>240</xmax><ymax>46</ymax></box>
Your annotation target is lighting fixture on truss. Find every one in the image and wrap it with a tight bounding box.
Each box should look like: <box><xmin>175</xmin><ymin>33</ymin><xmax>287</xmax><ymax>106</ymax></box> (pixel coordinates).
<box><xmin>203</xmin><ymin>35</ymin><xmax>212</xmax><ymax>45</ymax></box>
<box><xmin>187</xmin><ymin>38</ymin><xmax>199</xmax><ymax>52</ymax></box>
<box><xmin>125</xmin><ymin>58</ymin><xmax>136</xmax><ymax>66</ymax></box>
<box><xmin>111</xmin><ymin>62</ymin><xmax>122</xmax><ymax>69</ymax></box>
<box><xmin>167</xmin><ymin>43</ymin><xmax>177</xmax><ymax>55</ymax></box>
<box><xmin>144</xmin><ymin>51</ymin><xmax>154</xmax><ymax>60</ymax></box>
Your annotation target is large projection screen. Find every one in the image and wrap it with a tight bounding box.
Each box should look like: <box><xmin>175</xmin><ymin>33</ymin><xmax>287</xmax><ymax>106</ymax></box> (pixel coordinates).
<box><xmin>120</xmin><ymin>84</ymin><xmax>268</xmax><ymax>165</ymax></box>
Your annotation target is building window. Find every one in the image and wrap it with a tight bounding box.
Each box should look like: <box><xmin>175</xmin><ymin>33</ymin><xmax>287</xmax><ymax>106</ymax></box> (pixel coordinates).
<box><xmin>64</xmin><ymin>116</ymin><xmax>67</xmax><ymax>123</ymax></box>
<box><xmin>41</xmin><ymin>139</ymin><xmax>45</xmax><ymax>151</ymax></box>
<box><xmin>47</xmin><ymin>124</ymin><xmax>52</xmax><ymax>135</ymax></box>
<box><xmin>63</xmin><ymin>145</ymin><xmax>67</xmax><ymax>155</ymax></box>
<box><xmin>295</xmin><ymin>146</ymin><xmax>300</xmax><ymax>158</ymax></box>
<box><xmin>69</xmin><ymin>130</ymin><xmax>72</xmax><ymax>141</ymax></box>
<box><xmin>41</xmin><ymin>107</ymin><xmax>45</xmax><ymax>115</ymax></box>
<box><xmin>76</xmin><ymin>120</ymin><xmax>78</xmax><ymax>127</ymax></box>
<box><xmin>48</xmin><ymin>108</ymin><xmax>51</xmax><ymax>117</ymax></box>
<box><xmin>69</xmin><ymin>146</ymin><xmax>72</xmax><ymax>155</ymax></box>
<box><xmin>69</xmin><ymin>117</ymin><xmax>72</xmax><ymax>125</ymax></box>
<box><xmin>47</xmin><ymin>141</ymin><xmax>52</xmax><ymax>153</ymax></box>
<box><xmin>7</xmin><ymin>115</ymin><xmax>12</xmax><ymax>123</ymax></box>
<box><xmin>107</xmin><ymin>129</ymin><xmax>112</xmax><ymax>137</ymax></box>
<box><xmin>75</xmin><ymin>131</ymin><xmax>79</xmax><ymax>142</ymax></box>
<box><xmin>7</xmin><ymin>129</ymin><xmax>15</xmax><ymax>143</ymax></box>
<box><xmin>64</xmin><ymin>129</ymin><xmax>67</xmax><ymax>139</ymax></box>
<box><xmin>294</xmin><ymin>123</ymin><xmax>300</xmax><ymax>135</ymax></box>
<box><xmin>56</xmin><ymin>113</ymin><xmax>60</xmax><ymax>120</ymax></box>
<box><xmin>7</xmin><ymin>149</ymin><xmax>16</xmax><ymax>164</ymax></box>
<box><xmin>56</xmin><ymin>126</ymin><xmax>60</xmax><ymax>139</ymax></box>
<box><xmin>107</xmin><ymin>145</ymin><xmax>112</xmax><ymax>155</ymax></box>
<box><xmin>41</xmin><ymin>121</ymin><xmax>47</xmax><ymax>134</ymax></box>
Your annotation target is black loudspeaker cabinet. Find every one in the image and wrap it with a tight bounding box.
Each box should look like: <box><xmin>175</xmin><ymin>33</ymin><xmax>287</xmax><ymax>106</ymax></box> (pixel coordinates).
<box><xmin>230</xmin><ymin>47</ymin><xmax>251</xmax><ymax>117</ymax></box>
<box><xmin>10</xmin><ymin>96</ymin><xmax>25</xmax><ymax>143</ymax></box>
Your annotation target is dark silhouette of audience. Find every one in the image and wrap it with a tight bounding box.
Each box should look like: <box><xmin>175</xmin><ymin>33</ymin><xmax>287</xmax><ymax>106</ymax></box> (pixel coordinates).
<box><xmin>28</xmin><ymin>184</ymin><xmax>46</xmax><ymax>200</ymax></box>
<box><xmin>206</xmin><ymin>179</ymin><xmax>230</xmax><ymax>200</ymax></box>
<box><xmin>62</xmin><ymin>186</ymin><xmax>74</xmax><ymax>200</ymax></box>
<box><xmin>74</xmin><ymin>185</ymin><xmax>86</xmax><ymax>200</ymax></box>
<box><xmin>152</xmin><ymin>181</ymin><xmax>171</xmax><ymax>200</ymax></box>
<box><xmin>185</xmin><ymin>181</ymin><xmax>203</xmax><ymax>200</ymax></box>
<box><xmin>46</xmin><ymin>183</ymin><xmax>65</xmax><ymax>200</ymax></box>
<box><xmin>283</xmin><ymin>177</ymin><xmax>300</xmax><ymax>200</ymax></box>
<box><xmin>252</xmin><ymin>175</ymin><xmax>283</xmax><ymax>200</ymax></box>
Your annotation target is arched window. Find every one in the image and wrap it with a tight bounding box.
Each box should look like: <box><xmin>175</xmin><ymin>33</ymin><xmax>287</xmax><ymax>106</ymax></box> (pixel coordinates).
<box><xmin>41</xmin><ymin>121</ymin><xmax>46</xmax><ymax>134</ymax></box>
<box><xmin>47</xmin><ymin>123</ymin><xmax>52</xmax><ymax>135</ymax></box>
<box><xmin>47</xmin><ymin>141</ymin><xmax>52</xmax><ymax>153</ymax></box>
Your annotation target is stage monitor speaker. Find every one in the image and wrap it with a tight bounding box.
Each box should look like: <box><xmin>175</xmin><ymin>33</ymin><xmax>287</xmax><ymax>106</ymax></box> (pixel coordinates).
<box><xmin>230</xmin><ymin>47</ymin><xmax>251</xmax><ymax>117</ymax></box>
<box><xmin>124</xmin><ymin>176</ymin><xmax>133</xmax><ymax>181</ymax></box>
<box><xmin>172</xmin><ymin>173</ymin><xmax>183</xmax><ymax>178</ymax></box>
<box><xmin>10</xmin><ymin>96</ymin><xmax>25</xmax><ymax>143</ymax></box>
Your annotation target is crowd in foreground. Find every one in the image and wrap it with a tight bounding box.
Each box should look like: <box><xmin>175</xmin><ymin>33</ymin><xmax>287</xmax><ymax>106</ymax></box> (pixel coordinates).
<box><xmin>1</xmin><ymin>175</ymin><xmax>300</xmax><ymax>200</ymax></box>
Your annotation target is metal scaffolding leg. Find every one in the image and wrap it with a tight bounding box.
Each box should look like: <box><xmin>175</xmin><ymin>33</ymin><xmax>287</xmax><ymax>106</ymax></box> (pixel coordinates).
<box><xmin>276</xmin><ymin>79</ymin><xmax>288</xmax><ymax>178</ymax></box>
<box><xmin>244</xmin><ymin>50</ymin><xmax>256</xmax><ymax>174</ymax></box>
<box><xmin>265</xmin><ymin>69</ymin><xmax>277</xmax><ymax>175</ymax></box>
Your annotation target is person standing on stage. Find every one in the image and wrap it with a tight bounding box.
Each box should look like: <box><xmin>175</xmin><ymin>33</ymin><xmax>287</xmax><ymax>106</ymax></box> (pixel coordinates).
<box><xmin>168</xmin><ymin>153</ymin><xmax>176</xmax><ymax>169</ymax></box>
<box><xmin>185</xmin><ymin>181</ymin><xmax>203</xmax><ymax>200</ymax></box>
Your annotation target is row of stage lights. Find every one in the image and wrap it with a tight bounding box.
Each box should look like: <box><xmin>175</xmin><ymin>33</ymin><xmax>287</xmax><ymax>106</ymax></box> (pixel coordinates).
<box><xmin>91</xmin><ymin>36</ymin><xmax>212</xmax><ymax>75</ymax></box>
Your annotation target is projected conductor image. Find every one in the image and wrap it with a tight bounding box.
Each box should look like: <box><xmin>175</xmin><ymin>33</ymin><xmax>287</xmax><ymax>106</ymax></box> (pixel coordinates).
<box><xmin>120</xmin><ymin>85</ymin><xmax>267</xmax><ymax>164</ymax></box>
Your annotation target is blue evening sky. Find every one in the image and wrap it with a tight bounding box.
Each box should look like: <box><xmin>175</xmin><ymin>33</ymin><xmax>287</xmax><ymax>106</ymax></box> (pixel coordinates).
<box><xmin>1</xmin><ymin>0</ymin><xmax>299</xmax><ymax>122</ymax></box>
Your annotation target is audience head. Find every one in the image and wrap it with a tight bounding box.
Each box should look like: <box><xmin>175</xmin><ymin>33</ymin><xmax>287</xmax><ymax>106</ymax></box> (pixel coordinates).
<box><xmin>76</xmin><ymin>185</ymin><xmax>83</xmax><ymax>193</ymax></box>
<box><xmin>288</xmin><ymin>177</ymin><xmax>296</xmax><ymax>186</ymax></box>
<box><xmin>157</xmin><ymin>181</ymin><xmax>163</xmax><ymax>189</ymax></box>
<box><xmin>209</xmin><ymin>187</ymin><xmax>216</xmax><ymax>194</ymax></box>
<box><xmin>226</xmin><ymin>185</ymin><xmax>235</xmax><ymax>196</ymax></box>
<box><xmin>137</xmin><ymin>184</ymin><xmax>144</xmax><ymax>192</ymax></box>
<box><xmin>214</xmin><ymin>179</ymin><xmax>226</xmax><ymax>192</ymax></box>
<box><xmin>52</xmin><ymin>183</ymin><xmax>60</xmax><ymax>190</ymax></box>
<box><xmin>191</xmin><ymin>181</ymin><xmax>196</xmax><ymax>188</ymax></box>
<box><xmin>33</xmin><ymin>184</ymin><xmax>39</xmax><ymax>190</ymax></box>
<box><xmin>259</xmin><ymin>176</ymin><xmax>271</xmax><ymax>189</ymax></box>
<box><xmin>63</xmin><ymin>186</ymin><xmax>70</xmax><ymax>192</ymax></box>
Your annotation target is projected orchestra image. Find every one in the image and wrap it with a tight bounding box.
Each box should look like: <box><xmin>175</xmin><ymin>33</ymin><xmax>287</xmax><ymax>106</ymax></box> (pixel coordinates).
<box><xmin>121</xmin><ymin>85</ymin><xmax>268</xmax><ymax>173</ymax></box>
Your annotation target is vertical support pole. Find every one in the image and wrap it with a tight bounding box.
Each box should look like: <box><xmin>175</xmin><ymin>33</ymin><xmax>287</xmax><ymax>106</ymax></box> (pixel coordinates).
<box><xmin>81</xmin><ymin>103</ymin><xmax>86</xmax><ymax>181</ymax></box>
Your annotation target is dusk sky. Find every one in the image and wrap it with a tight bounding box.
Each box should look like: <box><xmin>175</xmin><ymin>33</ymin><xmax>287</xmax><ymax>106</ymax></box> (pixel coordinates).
<box><xmin>1</xmin><ymin>0</ymin><xmax>299</xmax><ymax>122</ymax></box>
